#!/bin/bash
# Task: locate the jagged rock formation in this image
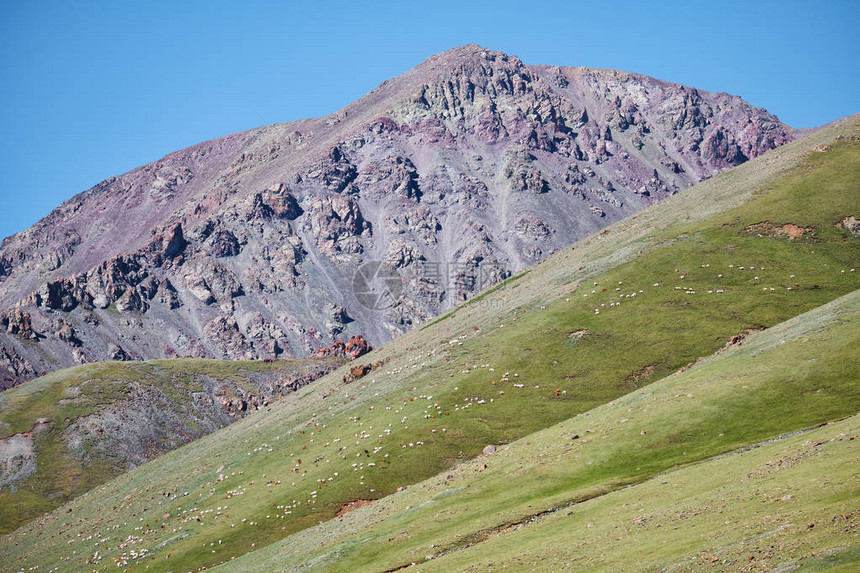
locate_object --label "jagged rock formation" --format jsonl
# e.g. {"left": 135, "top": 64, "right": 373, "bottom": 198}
{"left": 0, "top": 45, "right": 795, "bottom": 387}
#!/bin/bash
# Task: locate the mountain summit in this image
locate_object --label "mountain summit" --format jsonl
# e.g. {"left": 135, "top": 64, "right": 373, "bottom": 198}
{"left": 0, "top": 46, "right": 794, "bottom": 387}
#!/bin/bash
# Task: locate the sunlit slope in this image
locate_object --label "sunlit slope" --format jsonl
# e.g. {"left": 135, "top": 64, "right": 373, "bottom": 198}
{"left": 0, "top": 356, "right": 343, "bottom": 534}
{"left": 1, "top": 117, "right": 857, "bottom": 572}
{"left": 228, "top": 289, "right": 859, "bottom": 572}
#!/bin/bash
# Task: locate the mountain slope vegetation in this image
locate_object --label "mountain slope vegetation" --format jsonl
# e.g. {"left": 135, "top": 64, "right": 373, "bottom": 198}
{"left": 0, "top": 355, "right": 343, "bottom": 534}
{"left": 222, "top": 290, "right": 860, "bottom": 572}
{"left": 0, "top": 115, "right": 856, "bottom": 572}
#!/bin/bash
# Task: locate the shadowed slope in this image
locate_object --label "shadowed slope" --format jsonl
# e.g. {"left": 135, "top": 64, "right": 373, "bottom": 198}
{"left": 0, "top": 355, "right": 344, "bottom": 534}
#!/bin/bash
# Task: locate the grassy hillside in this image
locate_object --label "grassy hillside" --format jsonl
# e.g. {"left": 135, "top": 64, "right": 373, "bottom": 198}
{"left": 0, "top": 356, "right": 344, "bottom": 534}
{"left": 221, "top": 290, "right": 859, "bottom": 571}
{"left": 0, "top": 116, "right": 857, "bottom": 572}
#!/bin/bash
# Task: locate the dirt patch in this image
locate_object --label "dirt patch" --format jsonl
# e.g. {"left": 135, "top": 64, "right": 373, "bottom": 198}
{"left": 625, "top": 365, "right": 655, "bottom": 385}
{"left": 567, "top": 329, "right": 591, "bottom": 346}
{"left": 725, "top": 328, "right": 765, "bottom": 350}
{"left": 337, "top": 499, "right": 376, "bottom": 517}
{"left": 744, "top": 222, "right": 813, "bottom": 240}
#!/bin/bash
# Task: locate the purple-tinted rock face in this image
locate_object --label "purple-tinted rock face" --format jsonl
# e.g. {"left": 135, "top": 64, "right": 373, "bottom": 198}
{"left": 0, "top": 45, "right": 796, "bottom": 387}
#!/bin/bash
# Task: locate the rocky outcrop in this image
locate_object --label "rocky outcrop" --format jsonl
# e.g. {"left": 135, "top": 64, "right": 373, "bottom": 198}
{"left": 259, "top": 184, "right": 303, "bottom": 220}
{"left": 0, "top": 356, "right": 344, "bottom": 520}
{"left": 838, "top": 216, "right": 860, "bottom": 238}
{"left": 0, "top": 347, "right": 36, "bottom": 390}
{"left": 0, "top": 308, "right": 36, "bottom": 339}
{"left": 303, "top": 194, "right": 370, "bottom": 256}
{"left": 0, "top": 433, "right": 36, "bottom": 491}
{"left": 316, "top": 334, "right": 373, "bottom": 360}
{"left": 383, "top": 206, "right": 441, "bottom": 245}
{"left": 0, "top": 45, "right": 796, "bottom": 388}
{"left": 182, "top": 258, "right": 244, "bottom": 304}
{"left": 515, "top": 216, "right": 553, "bottom": 240}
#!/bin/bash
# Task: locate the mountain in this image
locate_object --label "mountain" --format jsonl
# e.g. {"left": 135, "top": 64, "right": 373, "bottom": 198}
{"left": 0, "top": 355, "right": 344, "bottom": 534}
{"left": 0, "top": 45, "right": 796, "bottom": 388}
{"left": 1, "top": 111, "right": 856, "bottom": 571}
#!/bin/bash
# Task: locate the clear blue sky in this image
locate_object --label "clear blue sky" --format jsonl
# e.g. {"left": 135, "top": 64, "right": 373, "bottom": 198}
{"left": 1, "top": 0, "right": 857, "bottom": 242}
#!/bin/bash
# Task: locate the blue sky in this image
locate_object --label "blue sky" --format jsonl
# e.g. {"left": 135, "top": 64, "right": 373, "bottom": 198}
{"left": 1, "top": 0, "right": 857, "bottom": 241}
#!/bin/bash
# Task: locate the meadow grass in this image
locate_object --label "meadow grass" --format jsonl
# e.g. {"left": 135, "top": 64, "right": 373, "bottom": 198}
{"left": 219, "top": 289, "right": 860, "bottom": 572}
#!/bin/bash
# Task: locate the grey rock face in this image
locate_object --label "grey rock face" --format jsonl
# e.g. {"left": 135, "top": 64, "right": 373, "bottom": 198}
{"left": 0, "top": 45, "right": 796, "bottom": 386}
{"left": 0, "top": 433, "right": 36, "bottom": 491}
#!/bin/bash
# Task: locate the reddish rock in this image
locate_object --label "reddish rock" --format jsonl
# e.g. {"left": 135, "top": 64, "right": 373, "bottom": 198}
{"left": 0, "top": 308, "right": 36, "bottom": 339}
{"left": 316, "top": 334, "right": 372, "bottom": 360}
{"left": 345, "top": 335, "right": 372, "bottom": 359}
{"left": 343, "top": 363, "right": 372, "bottom": 383}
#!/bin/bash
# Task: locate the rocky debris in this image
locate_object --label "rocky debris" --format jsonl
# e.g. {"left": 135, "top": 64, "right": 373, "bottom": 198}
{"left": 725, "top": 333, "right": 746, "bottom": 347}
{"left": 482, "top": 444, "right": 496, "bottom": 455}
{"left": 71, "top": 348, "right": 88, "bottom": 364}
{"left": 245, "top": 236, "right": 306, "bottom": 294}
{"left": 515, "top": 216, "right": 553, "bottom": 240}
{"left": 343, "top": 362, "right": 372, "bottom": 383}
{"left": 152, "top": 165, "right": 194, "bottom": 198}
{"left": 327, "top": 303, "right": 351, "bottom": 324}
{"left": 503, "top": 150, "right": 549, "bottom": 194}
{"left": 0, "top": 433, "right": 36, "bottom": 491}
{"left": 636, "top": 170, "right": 673, "bottom": 197}
{"left": 154, "top": 278, "right": 182, "bottom": 309}
{"left": 837, "top": 216, "right": 860, "bottom": 238}
{"left": 383, "top": 206, "right": 441, "bottom": 245}
{"left": 203, "top": 314, "right": 257, "bottom": 360}
{"left": 336, "top": 499, "right": 375, "bottom": 517}
{"left": 357, "top": 155, "right": 421, "bottom": 200}
{"left": 58, "top": 359, "right": 341, "bottom": 479}
{"left": 55, "top": 318, "right": 82, "bottom": 347}
{"left": 206, "top": 224, "right": 242, "bottom": 257}
{"left": 0, "top": 346, "right": 36, "bottom": 390}
{"left": 115, "top": 286, "right": 148, "bottom": 313}
{"left": 384, "top": 239, "right": 425, "bottom": 269}
{"left": 324, "top": 303, "right": 352, "bottom": 337}
{"left": 508, "top": 165, "right": 548, "bottom": 193}
{"left": 316, "top": 334, "right": 373, "bottom": 360}
{"left": 588, "top": 205, "right": 606, "bottom": 217}
{"left": 37, "top": 278, "right": 79, "bottom": 311}
{"left": 660, "top": 155, "right": 684, "bottom": 173}
{"left": 242, "top": 312, "right": 289, "bottom": 358}
{"left": 160, "top": 223, "right": 188, "bottom": 260}
{"left": 84, "top": 255, "right": 148, "bottom": 309}
{"left": 109, "top": 344, "right": 132, "bottom": 361}
{"left": 303, "top": 145, "right": 358, "bottom": 193}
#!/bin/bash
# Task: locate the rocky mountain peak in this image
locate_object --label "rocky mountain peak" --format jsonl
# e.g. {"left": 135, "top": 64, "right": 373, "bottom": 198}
{"left": 0, "top": 47, "right": 797, "bottom": 388}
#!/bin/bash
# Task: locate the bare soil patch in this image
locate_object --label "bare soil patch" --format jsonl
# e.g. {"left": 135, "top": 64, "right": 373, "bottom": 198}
{"left": 744, "top": 222, "right": 813, "bottom": 240}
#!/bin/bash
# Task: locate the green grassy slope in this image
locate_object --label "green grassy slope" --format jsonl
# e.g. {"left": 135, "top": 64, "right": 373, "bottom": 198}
{"left": 0, "top": 356, "right": 344, "bottom": 534}
{"left": 226, "top": 289, "right": 859, "bottom": 572}
{"left": 0, "top": 116, "right": 857, "bottom": 572}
